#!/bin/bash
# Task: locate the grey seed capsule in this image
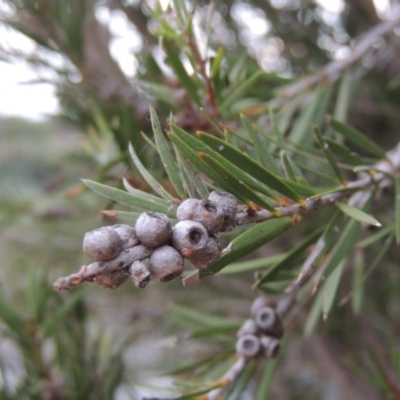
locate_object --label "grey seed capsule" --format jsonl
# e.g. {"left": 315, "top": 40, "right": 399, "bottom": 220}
{"left": 190, "top": 235, "right": 221, "bottom": 269}
{"left": 83, "top": 226, "right": 123, "bottom": 261}
{"left": 250, "top": 296, "right": 276, "bottom": 318}
{"left": 171, "top": 220, "right": 209, "bottom": 259}
{"left": 236, "top": 334, "right": 261, "bottom": 359}
{"left": 237, "top": 319, "right": 258, "bottom": 338}
{"left": 149, "top": 245, "right": 184, "bottom": 282}
{"left": 113, "top": 224, "right": 139, "bottom": 249}
{"left": 94, "top": 268, "right": 130, "bottom": 289}
{"left": 208, "top": 191, "right": 237, "bottom": 231}
{"left": 176, "top": 198, "right": 224, "bottom": 234}
{"left": 130, "top": 260, "right": 151, "bottom": 288}
{"left": 255, "top": 306, "right": 283, "bottom": 338}
{"left": 135, "top": 212, "right": 172, "bottom": 248}
{"left": 260, "top": 336, "right": 280, "bottom": 358}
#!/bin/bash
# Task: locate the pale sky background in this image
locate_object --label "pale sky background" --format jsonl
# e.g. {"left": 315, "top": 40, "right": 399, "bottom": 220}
{"left": 0, "top": 0, "right": 391, "bottom": 121}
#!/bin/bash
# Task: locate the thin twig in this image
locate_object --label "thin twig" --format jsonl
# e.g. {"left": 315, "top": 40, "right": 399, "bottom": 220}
{"left": 269, "top": 11, "right": 400, "bottom": 107}
{"left": 235, "top": 141, "right": 400, "bottom": 226}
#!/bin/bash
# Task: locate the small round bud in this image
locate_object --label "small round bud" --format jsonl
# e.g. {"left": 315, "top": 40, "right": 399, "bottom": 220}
{"left": 135, "top": 212, "right": 172, "bottom": 248}
{"left": 83, "top": 227, "right": 122, "bottom": 261}
{"left": 94, "top": 268, "right": 130, "bottom": 289}
{"left": 176, "top": 198, "right": 224, "bottom": 234}
{"left": 171, "top": 220, "right": 209, "bottom": 258}
{"left": 208, "top": 191, "right": 237, "bottom": 231}
{"left": 254, "top": 306, "right": 283, "bottom": 338}
{"left": 190, "top": 235, "right": 221, "bottom": 269}
{"left": 237, "top": 319, "right": 258, "bottom": 338}
{"left": 130, "top": 260, "right": 151, "bottom": 288}
{"left": 149, "top": 245, "right": 184, "bottom": 282}
{"left": 236, "top": 334, "right": 261, "bottom": 359}
{"left": 250, "top": 296, "right": 276, "bottom": 318}
{"left": 260, "top": 336, "right": 280, "bottom": 358}
{"left": 113, "top": 224, "right": 139, "bottom": 249}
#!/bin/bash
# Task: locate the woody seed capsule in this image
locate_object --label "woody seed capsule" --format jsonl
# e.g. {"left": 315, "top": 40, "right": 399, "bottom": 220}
{"left": 94, "top": 268, "right": 130, "bottom": 289}
{"left": 149, "top": 245, "right": 184, "bottom": 282}
{"left": 255, "top": 306, "right": 283, "bottom": 338}
{"left": 237, "top": 319, "right": 259, "bottom": 338}
{"left": 113, "top": 224, "right": 139, "bottom": 249}
{"left": 176, "top": 198, "right": 224, "bottom": 234}
{"left": 260, "top": 336, "right": 280, "bottom": 358}
{"left": 190, "top": 235, "right": 221, "bottom": 269}
{"left": 236, "top": 334, "right": 261, "bottom": 359}
{"left": 208, "top": 191, "right": 237, "bottom": 231}
{"left": 83, "top": 226, "right": 123, "bottom": 261}
{"left": 250, "top": 296, "right": 276, "bottom": 318}
{"left": 171, "top": 220, "right": 209, "bottom": 258}
{"left": 135, "top": 212, "right": 172, "bottom": 248}
{"left": 130, "top": 260, "right": 151, "bottom": 288}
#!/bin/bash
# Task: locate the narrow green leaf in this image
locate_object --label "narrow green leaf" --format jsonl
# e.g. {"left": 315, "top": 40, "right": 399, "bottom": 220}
{"left": 174, "top": 148, "right": 209, "bottom": 198}
{"left": 83, "top": 179, "right": 175, "bottom": 216}
{"left": 169, "top": 124, "right": 277, "bottom": 206}
{"left": 324, "top": 137, "right": 364, "bottom": 165}
{"left": 200, "top": 107, "right": 224, "bottom": 137}
{"left": 275, "top": 95, "right": 302, "bottom": 135}
{"left": 199, "top": 152, "right": 277, "bottom": 212}
{"left": 280, "top": 151, "right": 298, "bottom": 182}
{"left": 220, "top": 70, "right": 264, "bottom": 111}
{"left": 333, "top": 70, "right": 357, "bottom": 123}
{"left": 42, "top": 290, "right": 83, "bottom": 337}
{"left": 224, "top": 361, "right": 258, "bottom": 399}
{"left": 122, "top": 177, "right": 170, "bottom": 206}
{"left": 163, "top": 39, "right": 201, "bottom": 106}
{"left": 228, "top": 51, "right": 248, "bottom": 82}
{"left": 290, "top": 86, "right": 329, "bottom": 144}
{"left": 254, "top": 227, "right": 324, "bottom": 287}
{"left": 329, "top": 118, "right": 387, "bottom": 159}
{"left": 255, "top": 358, "right": 279, "bottom": 400}
{"left": 171, "top": 304, "right": 239, "bottom": 328}
{"left": 241, "top": 114, "right": 281, "bottom": 175}
{"left": 198, "top": 131, "right": 304, "bottom": 203}
{"left": 351, "top": 235, "right": 394, "bottom": 303}
{"left": 396, "top": 179, "right": 400, "bottom": 244}
{"left": 128, "top": 142, "right": 174, "bottom": 200}
{"left": 352, "top": 249, "right": 364, "bottom": 314}
{"left": 100, "top": 210, "right": 142, "bottom": 224}
{"left": 312, "top": 124, "right": 344, "bottom": 184}
{"left": 150, "top": 106, "right": 186, "bottom": 199}
{"left": 199, "top": 217, "right": 293, "bottom": 278}
{"left": 304, "top": 290, "right": 323, "bottom": 336}
{"left": 281, "top": 151, "right": 308, "bottom": 185}
{"left": 356, "top": 224, "right": 393, "bottom": 248}
{"left": 311, "top": 210, "right": 346, "bottom": 266}
{"left": 322, "top": 259, "right": 345, "bottom": 319}
{"left": 143, "top": 82, "right": 177, "bottom": 107}
{"left": 269, "top": 110, "right": 288, "bottom": 152}
{"left": 211, "top": 46, "right": 224, "bottom": 78}
{"left": 336, "top": 202, "right": 381, "bottom": 227}
{"left": 321, "top": 217, "right": 361, "bottom": 280}
{"left": 175, "top": 153, "right": 197, "bottom": 199}
{"left": 218, "top": 254, "right": 283, "bottom": 275}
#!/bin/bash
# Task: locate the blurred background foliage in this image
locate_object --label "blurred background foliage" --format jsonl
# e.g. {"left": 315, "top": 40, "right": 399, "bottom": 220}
{"left": 1, "top": 0, "right": 400, "bottom": 399}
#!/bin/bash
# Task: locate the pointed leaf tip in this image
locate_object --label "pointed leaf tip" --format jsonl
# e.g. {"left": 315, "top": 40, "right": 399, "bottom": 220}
{"left": 336, "top": 202, "right": 381, "bottom": 227}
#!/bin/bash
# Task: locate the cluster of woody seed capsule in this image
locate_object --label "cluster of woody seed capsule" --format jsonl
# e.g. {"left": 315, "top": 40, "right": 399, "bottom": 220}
{"left": 80, "top": 191, "right": 237, "bottom": 290}
{"left": 235, "top": 297, "right": 284, "bottom": 360}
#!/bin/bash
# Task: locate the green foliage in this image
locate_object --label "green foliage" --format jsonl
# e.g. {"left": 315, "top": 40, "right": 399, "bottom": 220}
{"left": 0, "top": 274, "right": 126, "bottom": 400}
